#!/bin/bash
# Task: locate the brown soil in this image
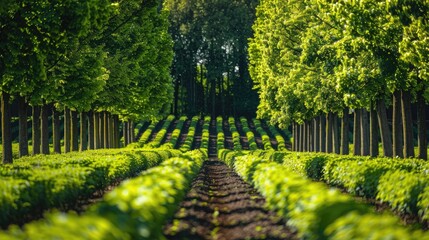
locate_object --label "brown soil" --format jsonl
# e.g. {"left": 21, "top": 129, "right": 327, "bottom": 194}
{"left": 162, "top": 119, "right": 179, "bottom": 144}
{"left": 163, "top": 158, "right": 297, "bottom": 240}
{"left": 148, "top": 119, "right": 166, "bottom": 142}
{"left": 177, "top": 119, "right": 192, "bottom": 148}
{"left": 222, "top": 120, "right": 234, "bottom": 150}
{"left": 192, "top": 119, "right": 204, "bottom": 150}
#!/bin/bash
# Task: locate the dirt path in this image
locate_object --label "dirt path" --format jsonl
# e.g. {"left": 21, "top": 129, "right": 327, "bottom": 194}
{"left": 222, "top": 119, "right": 234, "bottom": 150}
{"left": 163, "top": 158, "right": 296, "bottom": 240}
{"left": 163, "top": 118, "right": 296, "bottom": 240}
{"left": 234, "top": 118, "right": 250, "bottom": 150}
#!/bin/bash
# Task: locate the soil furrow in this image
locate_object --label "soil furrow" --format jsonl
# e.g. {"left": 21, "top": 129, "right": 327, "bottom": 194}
{"left": 163, "top": 159, "right": 297, "bottom": 240}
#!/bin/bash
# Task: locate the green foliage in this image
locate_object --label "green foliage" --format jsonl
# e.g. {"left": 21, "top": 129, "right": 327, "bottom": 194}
{"left": 220, "top": 152, "right": 426, "bottom": 239}
{"left": 253, "top": 119, "right": 273, "bottom": 150}
{"left": 163, "top": 116, "right": 187, "bottom": 149}
{"left": 216, "top": 116, "right": 225, "bottom": 150}
{"left": 200, "top": 116, "right": 211, "bottom": 149}
{"left": 179, "top": 116, "right": 199, "bottom": 152}
{"left": 228, "top": 117, "right": 242, "bottom": 150}
{"left": 240, "top": 117, "right": 257, "bottom": 150}
{"left": 0, "top": 148, "right": 180, "bottom": 227}
{"left": 146, "top": 115, "right": 175, "bottom": 148}
{"left": 1, "top": 150, "right": 206, "bottom": 239}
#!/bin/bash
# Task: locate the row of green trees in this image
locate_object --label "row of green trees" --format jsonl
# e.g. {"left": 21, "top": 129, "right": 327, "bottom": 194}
{"left": 249, "top": 0, "right": 429, "bottom": 159}
{"left": 0, "top": 0, "right": 173, "bottom": 163}
{"left": 163, "top": 0, "right": 259, "bottom": 117}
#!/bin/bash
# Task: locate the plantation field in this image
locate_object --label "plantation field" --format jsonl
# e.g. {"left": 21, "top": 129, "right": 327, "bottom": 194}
{"left": 0, "top": 116, "right": 428, "bottom": 239}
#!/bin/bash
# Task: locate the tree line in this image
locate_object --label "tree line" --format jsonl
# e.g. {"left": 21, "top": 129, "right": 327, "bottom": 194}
{"left": 163, "top": 0, "right": 260, "bottom": 117}
{"left": 249, "top": 0, "right": 429, "bottom": 159}
{"left": 0, "top": 0, "right": 173, "bottom": 163}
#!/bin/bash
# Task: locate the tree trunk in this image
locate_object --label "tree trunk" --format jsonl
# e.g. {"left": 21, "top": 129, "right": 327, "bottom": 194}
{"left": 308, "top": 121, "right": 313, "bottom": 152}
{"left": 299, "top": 124, "right": 304, "bottom": 152}
{"left": 123, "top": 121, "right": 129, "bottom": 146}
{"left": 129, "top": 120, "right": 134, "bottom": 144}
{"left": 94, "top": 112, "right": 100, "bottom": 149}
{"left": 292, "top": 123, "right": 296, "bottom": 151}
{"left": 320, "top": 115, "right": 326, "bottom": 152}
{"left": 370, "top": 107, "right": 379, "bottom": 157}
{"left": 41, "top": 104, "right": 50, "bottom": 154}
{"left": 113, "top": 115, "right": 119, "bottom": 148}
{"left": 104, "top": 112, "right": 109, "bottom": 148}
{"left": 341, "top": 109, "right": 349, "bottom": 155}
{"left": 71, "top": 110, "right": 79, "bottom": 151}
{"left": 417, "top": 92, "right": 427, "bottom": 160}
{"left": 326, "top": 113, "right": 333, "bottom": 153}
{"left": 314, "top": 117, "right": 320, "bottom": 152}
{"left": 401, "top": 90, "right": 414, "bottom": 158}
{"left": 64, "top": 107, "right": 71, "bottom": 153}
{"left": 393, "top": 91, "right": 403, "bottom": 158}
{"left": 303, "top": 122, "right": 308, "bottom": 151}
{"left": 377, "top": 99, "right": 393, "bottom": 157}
{"left": 2, "top": 92, "right": 12, "bottom": 163}
{"left": 333, "top": 114, "right": 340, "bottom": 154}
{"left": 100, "top": 111, "right": 105, "bottom": 148}
{"left": 53, "top": 109, "right": 61, "bottom": 154}
{"left": 80, "top": 112, "right": 88, "bottom": 151}
{"left": 18, "top": 96, "right": 29, "bottom": 157}
{"left": 32, "top": 106, "right": 41, "bottom": 155}
{"left": 353, "top": 109, "right": 361, "bottom": 155}
{"left": 88, "top": 111, "right": 94, "bottom": 150}
{"left": 361, "top": 109, "right": 370, "bottom": 156}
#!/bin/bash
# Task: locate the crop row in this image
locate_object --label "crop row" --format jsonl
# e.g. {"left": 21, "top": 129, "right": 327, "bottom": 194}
{"left": 163, "top": 116, "right": 187, "bottom": 149}
{"left": 216, "top": 116, "right": 224, "bottom": 150}
{"left": 228, "top": 117, "right": 241, "bottom": 150}
{"left": 179, "top": 116, "right": 199, "bottom": 152}
{"left": 239, "top": 117, "right": 257, "bottom": 150}
{"left": 200, "top": 116, "right": 210, "bottom": 149}
{"left": 0, "top": 148, "right": 180, "bottom": 227}
{"left": 146, "top": 115, "right": 175, "bottom": 148}
{"left": 262, "top": 150, "right": 429, "bottom": 223}
{"left": 266, "top": 124, "right": 287, "bottom": 151}
{"left": 1, "top": 150, "right": 207, "bottom": 239}
{"left": 219, "top": 150, "right": 427, "bottom": 239}
{"left": 253, "top": 119, "right": 273, "bottom": 150}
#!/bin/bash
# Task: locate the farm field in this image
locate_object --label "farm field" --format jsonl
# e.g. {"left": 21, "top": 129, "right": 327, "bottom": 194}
{"left": 0, "top": 116, "right": 428, "bottom": 239}
{"left": 2, "top": 1, "right": 429, "bottom": 239}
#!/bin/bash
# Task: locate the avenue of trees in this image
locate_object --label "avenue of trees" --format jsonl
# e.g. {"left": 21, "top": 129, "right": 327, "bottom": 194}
{"left": 163, "top": 0, "right": 259, "bottom": 117}
{"left": 0, "top": 0, "right": 173, "bottom": 163}
{"left": 249, "top": 0, "right": 429, "bottom": 159}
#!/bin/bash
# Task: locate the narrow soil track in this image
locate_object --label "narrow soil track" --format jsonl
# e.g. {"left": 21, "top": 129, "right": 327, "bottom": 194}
{"left": 192, "top": 119, "right": 204, "bottom": 150}
{"left": 222, "top": 119, "right": 234, "bottom": 150}
{"left": 163, "top": 159, "right": 297, "bottom": 240}
{"left": 163, "top": 119, "right": 297, "bottom": 240}
{"left": 177, "top": 119, "right": 192, "bottom": 148}
{"left": 162, "top": 119, "right": 179, "bottom": 144}
{"left": 234, "top": 118, "right": 250, "bottom": 150}
{"left": 134, "top": 122, "right": 150, "bottom": 141}
{"left": 148, "top": 120, "right": 165, "bottom": 142}
{"left": 247, "top": 119, "right": 264, "bottom": 149}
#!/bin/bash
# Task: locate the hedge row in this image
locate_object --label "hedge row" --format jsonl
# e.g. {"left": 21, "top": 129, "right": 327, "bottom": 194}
{"left": 200, "top": 116, "right": 210, "bottom": 149}
{"left": 253, "top": 119, "right": 273, "bottom": 150}
{"left": 0, "top": 148, "right": 181, "bottom": 227}
{"left": 163, "top": 116, "right": 187, "bottom": 149}
{"left": 1, "top": 150, "right": 207, "bottom": 240}
{"left": 146, "top": 115, "right": 175, "bottom": 148}
{"left": 219, "top": 151, "right": 427, "bottom": 239}
{"left": 239, "top": 117, "right": 257, "bottom": 150}
{"left": 235, "top": 149, "right": 429, "bottom": 224}
{"left": 228, "top": 117, "right": 242, "bottom": 150}
{"left": 179, "top": 116, "right": 199, "bottom": 152}
{"left": 216, "top": 116, "right": 224, "bottom": 150}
